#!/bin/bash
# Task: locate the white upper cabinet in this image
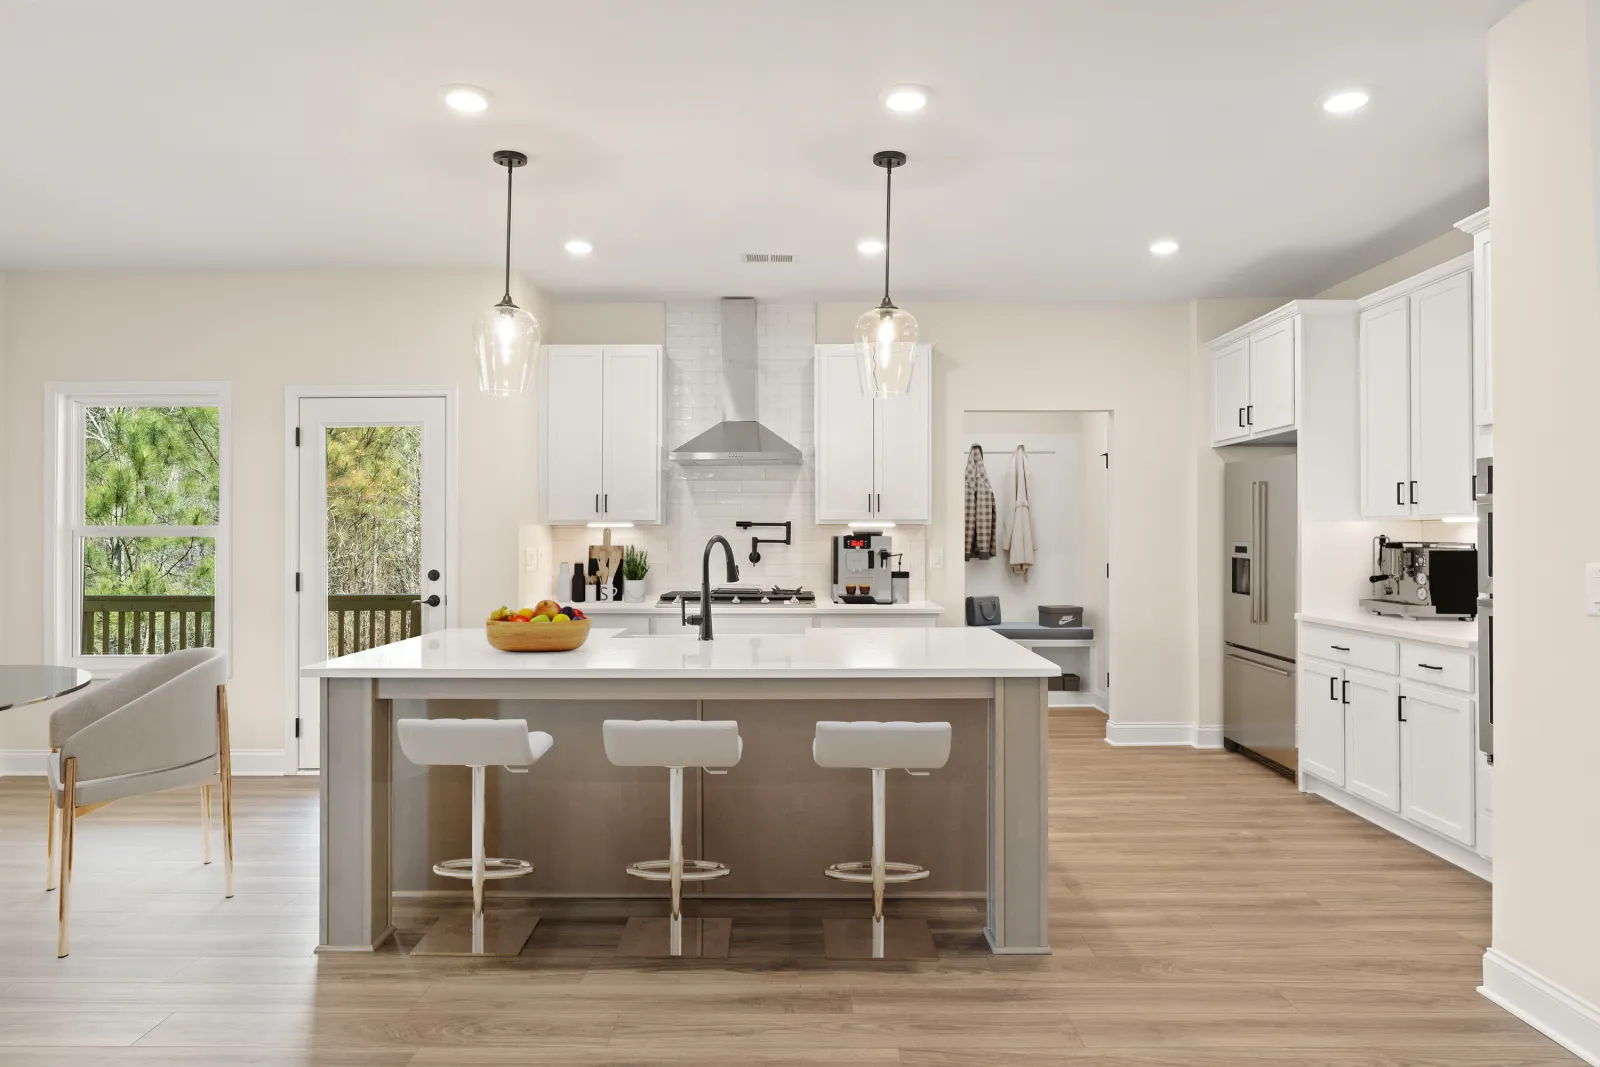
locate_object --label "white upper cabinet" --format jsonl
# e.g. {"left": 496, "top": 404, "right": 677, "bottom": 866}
{"left": 1456, "top": 209, "right": 1493, "bottom": 432}
{"left": 540, "top": 345, "right": 662, "bottom": 524}
{"left": 1357, "top": 256, "right": 1475, "bottom": 519}
{"left": 1248, "top": 319, "right": 1296, "bottom": 435}
{"left": 1208, "top": 302, "right": 1356, "bottom": 448}
{"left": 815, "top": 344, "right": 932, "bottom": 524}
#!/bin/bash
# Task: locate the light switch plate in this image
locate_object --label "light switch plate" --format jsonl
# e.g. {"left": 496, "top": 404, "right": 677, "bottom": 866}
{"left": 525, "top": 547, "right": 539, "bottom": 572}
{"left": 930, "top": 548, "right": 944, "bottom": 569}
{"left": 1588, "top": 564, "right": 1600, "bottom": 616}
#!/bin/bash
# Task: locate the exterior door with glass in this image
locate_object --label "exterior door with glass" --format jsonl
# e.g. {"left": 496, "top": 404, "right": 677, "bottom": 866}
{"left": 295, "top": 395, "right": 449, "bottom": 770}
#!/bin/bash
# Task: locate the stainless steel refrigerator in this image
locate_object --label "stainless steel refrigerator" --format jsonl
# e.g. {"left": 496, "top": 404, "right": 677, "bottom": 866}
{"left": 1223, "top": 454, "right": 1298, "bottom": 776}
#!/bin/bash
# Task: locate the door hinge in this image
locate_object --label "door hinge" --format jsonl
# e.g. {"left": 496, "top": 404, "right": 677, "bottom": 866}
{"left": 294, "top": 572, "right": 301, "bottom": 593}
{"left": 294, "top": 718, "right": 301, "bottom": 739}
{"left": 294, "top": 427, "right": 300, "bottom": 447}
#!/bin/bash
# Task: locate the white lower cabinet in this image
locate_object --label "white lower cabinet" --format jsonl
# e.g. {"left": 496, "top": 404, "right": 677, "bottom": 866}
{"left": 1400, "top": 683, "right": 1476, "bottom": 846}
{"left": 1344, "top": 668, "right": 1401, "bottom": 812}
{"left": 1297, "top": 621, "right": 1480, "bottom": 872}
{"left": 1298, "top": 658, "right": 1345, "bottom": 787}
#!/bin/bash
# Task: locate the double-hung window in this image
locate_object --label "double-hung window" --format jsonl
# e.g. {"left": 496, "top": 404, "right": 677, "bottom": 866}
{"left": 46, "top": 382, "right": 231, "bottom": 673}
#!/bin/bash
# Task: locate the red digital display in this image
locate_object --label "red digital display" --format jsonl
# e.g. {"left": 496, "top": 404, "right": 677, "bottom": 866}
{"left": 844, "top": 537, "right": 871, "bottom": 549}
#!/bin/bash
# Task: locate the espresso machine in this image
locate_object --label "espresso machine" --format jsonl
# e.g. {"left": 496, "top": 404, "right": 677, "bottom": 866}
{"left": 831, "top": 531, "right": 894, "bottom": 604}
{"left": 1360, "top": 536, "right": 1478, "bottom": 620}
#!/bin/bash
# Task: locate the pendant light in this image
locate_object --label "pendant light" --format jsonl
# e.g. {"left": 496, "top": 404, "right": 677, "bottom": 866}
{"left": 473, "top": 150, "right": 540, "bottom": 395}
{"left": 854, "top": 150, "right": 918, "bottom": 398}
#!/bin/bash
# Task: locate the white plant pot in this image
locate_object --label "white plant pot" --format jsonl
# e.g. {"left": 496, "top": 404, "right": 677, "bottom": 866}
{"left": 622, "top": 579, "right": 647, "bottom": 604}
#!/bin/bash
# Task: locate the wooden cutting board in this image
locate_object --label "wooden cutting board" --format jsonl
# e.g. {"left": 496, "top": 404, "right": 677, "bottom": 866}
{"left": 588, "top": 529, "right": 624, "bottom": 601}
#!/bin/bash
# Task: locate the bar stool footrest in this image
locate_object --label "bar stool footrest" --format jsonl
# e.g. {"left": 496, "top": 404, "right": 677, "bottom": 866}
{"left": 824, "top": 860, "right": 930, "bottom": 884}
{"left": 624, "top": 859, "right": 730, "bottom": 883}
{"left": 432, "top": 857, "right": 533, "bottom": 881}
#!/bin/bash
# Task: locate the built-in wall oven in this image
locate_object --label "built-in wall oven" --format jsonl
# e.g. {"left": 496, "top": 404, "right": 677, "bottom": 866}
{"left": 1476, "top": 457, "right": 1493, "bottom": 760}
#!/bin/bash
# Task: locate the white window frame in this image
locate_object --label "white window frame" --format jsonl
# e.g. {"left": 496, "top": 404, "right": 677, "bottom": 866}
{"left": 44, "top": 381, "right": 232, "bottom": 677}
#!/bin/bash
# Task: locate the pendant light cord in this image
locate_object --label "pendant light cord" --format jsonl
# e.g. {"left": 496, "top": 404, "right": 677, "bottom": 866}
{"left": 882, "top": 163, "right": 893, "bottom": 305}
{"left": 500, "top": 160, "right": 514, "bottom": 305}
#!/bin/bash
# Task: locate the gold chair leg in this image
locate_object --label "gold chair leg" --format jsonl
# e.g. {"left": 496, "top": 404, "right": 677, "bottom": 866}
{"left": 218, "top": 685, "right": 234, "bottom": 899}
{"left": 201, "top": 785, "right": 213, "bottom": 865}
{"left": 46, "top": 776, "right": 58, "bottom": 892}
{"left": 57, "top": 757, "right": 76, "bottom": 958}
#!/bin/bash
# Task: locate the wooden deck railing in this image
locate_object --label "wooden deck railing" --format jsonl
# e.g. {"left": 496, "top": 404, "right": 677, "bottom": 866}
{"left": 81, "top": 595, "right": 215, "bottom": 655}
{"left": 327, "top": 594, "right": 421, "bottom": 657}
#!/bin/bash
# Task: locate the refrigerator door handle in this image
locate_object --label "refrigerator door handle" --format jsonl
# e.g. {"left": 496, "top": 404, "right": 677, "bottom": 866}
{"left": 1225, "top": 653, "right": 1292, "bottom": 678}
{"left": 1253, "top": 481, "right": 1268, "bottom": 626}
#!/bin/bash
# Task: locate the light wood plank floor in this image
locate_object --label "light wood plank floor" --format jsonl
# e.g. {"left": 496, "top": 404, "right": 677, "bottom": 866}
{"left": 0, "top": 710, "right": 1576, "bottom": 1066}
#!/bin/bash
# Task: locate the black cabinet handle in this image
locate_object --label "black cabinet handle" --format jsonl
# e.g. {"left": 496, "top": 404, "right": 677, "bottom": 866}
{"left": 1398, "top": 695, "right": 1407, "bottom": 722}
{"left": 1396, "top": 482, "right": 1404, "bottom": 506}
{"left": 1331, "top": 645, "right": 1350, "bottom": 652}
{"left": 604, "top": 493, "right": 608, "bottom": 513}
{"left": 1417, "top": 663, "right": 1443, "bottom": 671}
{"left": 877, "top": 493, "right": 882, "bottom": 512}
{"left": 1341, "top": 680, "right": 1349, "bottom": 705}
{"left": 1246, "top": 404, "right": 1253, "bottom": 426}
{"left": 1239, "top": 408, "right": 1245, "bottom": 428}
{"left": 1329, "top": 676, "right": 1337, "bottom": 701}
{"left": 1410, "top": 480, "right": 1417, "bottom": 505}
{"left": 595, "top": 493, "right": 600, "bottom": 514}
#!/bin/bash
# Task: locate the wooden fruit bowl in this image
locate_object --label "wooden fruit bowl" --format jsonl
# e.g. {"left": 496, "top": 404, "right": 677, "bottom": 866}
{"left": 485, "top": 618, "right": 592, "bottom": 652}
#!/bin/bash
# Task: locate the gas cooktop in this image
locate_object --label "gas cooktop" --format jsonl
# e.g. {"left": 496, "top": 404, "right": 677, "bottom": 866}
{"left": 657, "top": 586, "right": 815, "bottom": 606}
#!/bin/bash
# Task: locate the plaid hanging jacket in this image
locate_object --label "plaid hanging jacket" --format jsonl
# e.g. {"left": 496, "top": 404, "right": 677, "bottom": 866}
{"left": 964, "top": 446, "right": 997, "bottom": 561}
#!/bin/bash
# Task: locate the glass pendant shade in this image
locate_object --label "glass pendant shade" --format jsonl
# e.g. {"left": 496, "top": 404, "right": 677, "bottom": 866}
{"left": 473, "top": 300, "right": 540, "bottom": 396}
{"left": 854, "top": 301, "right": 919, "bottom": 398}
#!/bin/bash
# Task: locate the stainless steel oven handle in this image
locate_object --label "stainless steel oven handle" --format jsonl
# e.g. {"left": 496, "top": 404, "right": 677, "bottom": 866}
{"left": 1224, "top": 653, "right": 1291, "bottom": 678}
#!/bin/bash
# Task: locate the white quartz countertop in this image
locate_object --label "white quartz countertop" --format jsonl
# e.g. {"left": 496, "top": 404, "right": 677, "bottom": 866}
{"left": 302, "top": 625, "right": 1057, "bottom": 680}
{"left": 573, "top": 600, "right": 944, "bottom": 616}
{"left": 1296, "top": 612, "right": 1479, "bottom": 649}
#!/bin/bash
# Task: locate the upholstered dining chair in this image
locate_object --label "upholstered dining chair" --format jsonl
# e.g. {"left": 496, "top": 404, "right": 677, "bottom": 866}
{"left": 45, "top": 647, "right": 234, "bottom": 957}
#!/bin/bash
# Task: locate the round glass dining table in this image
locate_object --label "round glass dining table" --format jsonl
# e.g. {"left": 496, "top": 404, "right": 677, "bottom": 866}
{"left": 0, "top": 665, "right": 92, "bottom": 711}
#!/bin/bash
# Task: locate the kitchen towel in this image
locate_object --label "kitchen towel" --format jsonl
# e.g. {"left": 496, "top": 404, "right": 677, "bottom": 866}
{"left": 964, "top": 445, "right": 997, "bottom": 561}
{"left": 1001, "top": 445, "right": 1036, "bottom": 581}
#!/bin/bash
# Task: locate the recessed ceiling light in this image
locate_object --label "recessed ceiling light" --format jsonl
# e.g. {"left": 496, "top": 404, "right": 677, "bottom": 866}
{"left": 883, "top": 86, "right": 928, "bottom": 113}
{"left": 564, "top": 238, "right": 593, "bottom": 256}
{"left": 1323, "top": 89, "right": 1370, "bottom": 115}
{"left": 1149, "top": 239, "right": 1180, "bottom": 257}
{"left": 857, "top": 238, "right": 885, "bottom": 255}
{"left": 442, "top": 85, "right": 489, "bottom": 113}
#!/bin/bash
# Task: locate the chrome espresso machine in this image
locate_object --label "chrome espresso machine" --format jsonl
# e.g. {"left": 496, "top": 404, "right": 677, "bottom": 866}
{"left": 831, "top": 531, "right": 894, "bottom": 604}
{"left": 1360, "top": 536, "right": 1478, "bottom": 620}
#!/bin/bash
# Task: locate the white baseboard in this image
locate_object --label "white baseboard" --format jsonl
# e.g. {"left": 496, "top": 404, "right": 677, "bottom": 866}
{"left": 1481, "top": 947, "right": 1600, "bottom": 1065}
{"left": 1302, "top": 773, "right": 1492, "bottom": 881}
{"left": 1104, "top": 721, "right": 1220, "bottom": 748}
{"left": 1049, "top": 689, "right": 1108, "bottom": 713}
{"left": 1, "top": 748, "right": 290, "bottom": 777}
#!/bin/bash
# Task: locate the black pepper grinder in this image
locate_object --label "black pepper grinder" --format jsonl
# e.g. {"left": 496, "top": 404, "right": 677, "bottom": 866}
{"left": 570, "top": 559, "right": 587, "bottom": 603}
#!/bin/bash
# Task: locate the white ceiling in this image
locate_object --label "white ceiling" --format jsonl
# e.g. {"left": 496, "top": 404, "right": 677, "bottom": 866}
{"left": 0, "top": 1, "right": 1516, "bottom": 301}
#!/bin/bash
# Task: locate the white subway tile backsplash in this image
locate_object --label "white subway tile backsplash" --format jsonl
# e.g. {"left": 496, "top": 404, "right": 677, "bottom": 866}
{"left": 550, "top": 301, "right": 923, "bottom": 599}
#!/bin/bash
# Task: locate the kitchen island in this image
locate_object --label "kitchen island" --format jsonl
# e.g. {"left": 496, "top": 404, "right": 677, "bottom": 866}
{"left": 303, "top": 626, "right": 1057, "bottom": 955}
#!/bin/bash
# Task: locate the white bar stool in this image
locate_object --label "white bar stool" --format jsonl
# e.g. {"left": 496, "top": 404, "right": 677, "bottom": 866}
{"left": 814, "top": 720, "right": 951, "bottom": 959}
{"left": 396, "top": 718, "right": 553, "bottom": 956}
{"left": 603, "top": 719, "right": 742, "bottom": 958}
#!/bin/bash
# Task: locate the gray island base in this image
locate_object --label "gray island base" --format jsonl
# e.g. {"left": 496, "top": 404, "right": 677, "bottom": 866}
{"left": 306, "top": 627, "right": 1056, "bottom": 955}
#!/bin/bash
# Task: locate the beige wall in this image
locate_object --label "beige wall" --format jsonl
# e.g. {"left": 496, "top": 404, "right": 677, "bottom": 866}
{"left": 1487, "top": 0, "right": 1600, "bottom": 1012}
{"left": 1315, "top": 230, "right": 1476, "bottom": 300}
{"left": 545, "top": 301, "right": 664, "bottom": 345}
{"left": 0, "top": 271, "right": 546, "bottom": 761}
{"left": 817, "top": 302, "right": 1196, "bottom": 729}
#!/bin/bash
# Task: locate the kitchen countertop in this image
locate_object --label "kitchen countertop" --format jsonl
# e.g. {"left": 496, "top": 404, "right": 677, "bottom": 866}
{"left": 574, "top": 599, "right": 944, "bottom": 616}
{"left": 302, "top": 624, "right": 1055, "bottom": 680}
{"left": 1296, "top": 611, "right": 1478, "bottom": 649}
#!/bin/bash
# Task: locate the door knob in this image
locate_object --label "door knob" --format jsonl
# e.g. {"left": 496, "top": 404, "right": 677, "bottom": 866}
{"left": 413, "top": 595, "right": 441, "bottom": 608}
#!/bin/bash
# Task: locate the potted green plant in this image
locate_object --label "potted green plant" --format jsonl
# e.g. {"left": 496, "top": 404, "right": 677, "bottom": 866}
{"left": 621, "top": 546, "right": 650, "bottom": 603}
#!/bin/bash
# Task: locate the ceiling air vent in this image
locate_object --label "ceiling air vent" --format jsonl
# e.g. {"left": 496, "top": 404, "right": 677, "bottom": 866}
{"left": 741, "top": 253, "right": 794, "bottom": 263}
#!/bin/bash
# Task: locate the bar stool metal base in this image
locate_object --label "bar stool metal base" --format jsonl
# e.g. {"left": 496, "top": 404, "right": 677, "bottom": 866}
{"left": 625, "top": 858, "right": 729, "bottom": 883}
{"left": 823, "top": 917, "right": 938, "bottom": 960}
{"left": 616, "top": 916, "right": 732, "bottom": 958}
{"left": 411, "top": 910, "right": 540, "bottom": 957}
{"left": 433, "top": 857, "right": 534, "bottom": 881}
{"left": 824, "top": 860, "right": 930, "bottom": 885}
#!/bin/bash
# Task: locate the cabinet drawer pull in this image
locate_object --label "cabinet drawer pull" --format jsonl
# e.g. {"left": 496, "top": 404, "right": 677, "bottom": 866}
{"left": 1341, "top": 680, "right": 1349, "bottom": 705}
{"left": 1417, "top": 663, "right": 1443, "bottom": 671}
{"left": 1328, "top": 676, "right": 1337, "bottom": 701}
{"left": 1410, "top": 480, "right": 1417, "bottom": 505}
{"left": 1330, "top": 645, "right": 1350, "bottom": 652}
{"left": 1246, "top": 404, "right": 1253, "bottom": 426}
{"left": 1239, "top": 408, "right": 1245, "bottom": 428}
{"left": 1396, "top": 482, "right": 1404, "bottom": 507}
{"left": 1398, "top": 694, "right": 1407, "bottom": 722}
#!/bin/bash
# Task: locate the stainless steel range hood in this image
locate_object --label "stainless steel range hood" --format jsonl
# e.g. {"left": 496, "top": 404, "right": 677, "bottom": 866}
{"left": 670, "top": 297, "right": 803, "bottom": 466}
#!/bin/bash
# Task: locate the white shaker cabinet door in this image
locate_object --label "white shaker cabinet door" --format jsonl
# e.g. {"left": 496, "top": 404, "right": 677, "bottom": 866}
{"left": 1344, "top": 668, "right": 1401, "bottom": 812}
{"left": 1298, "top": 658, "right": 1346, "bottom": 788}
{"left": 542, "top": 346, "right": 605, "bottom": 523}
{"left": 1409, "top": 271, "right": 1475, "bottom": 519}
{"left": 1400, "top": 683, "right": 1476, "bottom": 846}
{"left": 600, "top": 346, "right": 662, "bottom": 522}
{"left": 815, "top": 345, "right": 879, "bottom": 523}
{"left": 873, "top": 345, "right": 932, "bottom": 523}
{"left": 1211, "top": 338, "right": 1251, "bottom": 444}
{"left": 1247, "top": 319, "right": 1296, "bottom": 435}
{"left": 1360, "top": 298, "right": 1412, "bottom": 518}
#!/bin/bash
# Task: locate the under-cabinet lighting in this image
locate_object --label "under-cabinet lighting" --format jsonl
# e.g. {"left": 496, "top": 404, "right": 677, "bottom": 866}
{"left": 849, "top": 521, "right": 896, "bottom": 528}
{"left": 1439, "top": 516, "right": 1479, "bottom": 524}
{"left": 587, "top": 522, "right": 636, "bottom": 528}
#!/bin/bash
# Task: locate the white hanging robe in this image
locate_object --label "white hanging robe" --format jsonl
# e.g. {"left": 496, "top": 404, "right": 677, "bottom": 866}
{"left": 1001, "top": 446, "right": 1037, "bottom": 581}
